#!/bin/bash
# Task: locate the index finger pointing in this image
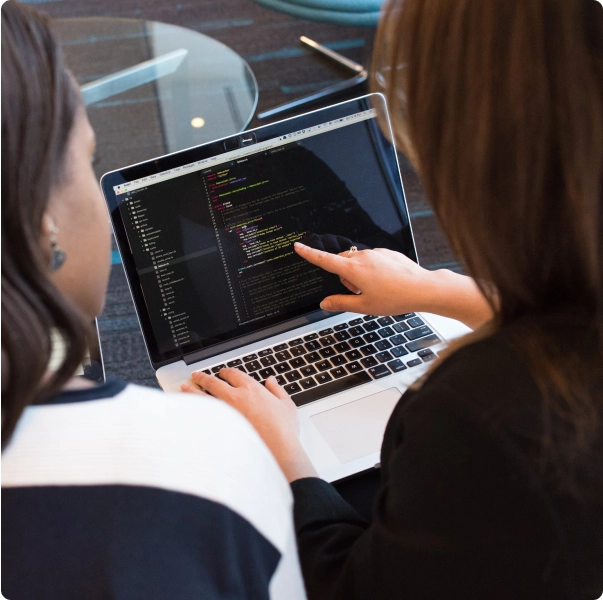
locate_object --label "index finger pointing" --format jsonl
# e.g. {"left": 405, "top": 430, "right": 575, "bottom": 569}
{"left": 294, "top": 242, "right": 352, "bottom": 277}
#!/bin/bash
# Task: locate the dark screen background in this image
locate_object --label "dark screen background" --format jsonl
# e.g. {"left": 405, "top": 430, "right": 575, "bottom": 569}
{"left": 117, "top": 117, "right": 413, "bottom": 360}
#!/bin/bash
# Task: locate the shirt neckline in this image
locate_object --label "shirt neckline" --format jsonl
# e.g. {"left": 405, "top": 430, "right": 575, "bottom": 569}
{"left": 34, "top": 377, "right": 128, "bottom": 406}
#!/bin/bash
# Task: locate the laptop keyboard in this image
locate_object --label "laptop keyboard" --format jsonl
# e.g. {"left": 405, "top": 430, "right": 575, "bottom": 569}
{"left": 199, "top": 314, "right": 442, "bottom": 407}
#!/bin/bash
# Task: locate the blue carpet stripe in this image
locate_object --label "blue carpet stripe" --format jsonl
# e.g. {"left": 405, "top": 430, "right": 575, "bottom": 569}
{"left": 246, "top": 38, "right": 365, "bottom": 62}
{"left": 409, "top": 209, "right": 434, "bottom": 218}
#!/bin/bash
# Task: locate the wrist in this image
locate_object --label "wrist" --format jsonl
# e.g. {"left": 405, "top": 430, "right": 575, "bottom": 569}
{"left": 271, "top": 436, "right": 318, "bottom": 483}
{"left": 420, "top": 269, "right": 494, "bottom": 330}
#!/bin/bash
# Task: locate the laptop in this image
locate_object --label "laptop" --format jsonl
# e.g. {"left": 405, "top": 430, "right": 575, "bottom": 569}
{"left": 101, "top": 93, "right": 469, "bottom": 482}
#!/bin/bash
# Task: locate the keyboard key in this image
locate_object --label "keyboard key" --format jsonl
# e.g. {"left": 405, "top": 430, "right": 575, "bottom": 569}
{"left": 316, "top": 360, "right": 332, "bottom": 371}
{"left": 388, "top": 359, "right": 407, "bottom": 372}
{"left": 243, "top": 354, "right": 258, "bottom": 362}
{"left": 226, "top": 359, "right": 242, "bottom": 368}
{"left": 305, "top": 340, "right": 321, "bottom": 351}
{"left": 259, "top": 367, "right": 276, "bottom": 379}
{"left": 345, "top": 349, "right": 363, "bottom": 361}
{"left": 361, "top": 356, "right": 378, "bottom": 368}
{"left": 249, "top": 372, "right": 262, "bottom": 381}
{"left": 300, "top": 365, "right": 317, "bottom": 377}
{"left": 288, "top": 338, "right": 303, "bottom": 347}
{"left": 391, "top": 346, "right": 409, "bottom": 358}
{"left": 275, "top": 375, "right": 287, "bottom": 386}
{"left": 319, "top": 328, "right": 334, "bottom": 336}
{"left": 377, "top": 316, "right": 394, "bottom": 327}
{"left": 419, "top": 349, "right": 437, "bottom": 362}
{"left": 363, "top": 315, "right": 377, "bottom": 321}
{"left": 290, "top": 345, "right": 307, "bottom": 357}
{"left": 407, "top": 358, "right": 423, "bottom": 367}
{"left": 275, "top": 362, "right": 291, "bottom": 374}
{"left": 334, "top": 330, "right": 351, "bottom": 341}
{"left": 393, "top": 322, "right": 410, "bottom": 333}
{"left": 275, "top": 350, "right": 293, "bottom": 361}
{"left": 363, "top": 332, "right": 380, "bottom": 343}
{"left": 348, "top": 318, "right": 363, "bottom": 326}
{"left": 405, "top": 326, "right": 433, "bottom": 341}
{"left": 284, "top": 382, "right": 302, "bottom": 395}
{"left": 376, "top": 351, "right": 393, "bottom": 363}
{"left": 319, "top": 347, "right": 336, "bottom": 358}
{"left": 331, "top": 366, "right": 347, "bottom": 378}
{"left": 378, "top": 326, "right": 395, "bottom": 338}
{"left": 368, "top": 364, "right": 391, "bottom": 379}
{"left": 300, "top": 377, "right": 317, "bottom": 390}
{"left": 394, "top": 313, "right": 415, "bottom": 321}
{"left": 305, "top": 351, "right": 321, "bottom": 363}
{"left": 234, "top": 365, "right": 247, "bottom": 373}
{"left": 290, "top": 357, "right": 306, "bottom": 369}
{"left": 211, "top": 364, "right": 225, "bottom": 373}
{"left": 390, "top": 334, "right": 406, "bottom": 346}
{"left": 364, "top": 321, "right": 379, "bottom": 332}
{"left": 406, "top": 334, "right": 441, "bottom": 353}
{"left": 334, "top": 341, "right": 351, "bottom": 353}
{"left": 260, "top": 356, "right": 277, "bottom": 367}
{"left": 245, "top": 360, "right": 261, "bottom": 372}
{"left": 320, "top": 335, "right": 336, "bottom": 346}
{"left": 331, "top": 354, "right": 348, "bottom": 366}
{"left": 349, "top": 326, "right": 365, "bottom": 337}
{"left": 349, "top": 337, "right": 365, "bottom": 348}
{"left": 334, "top": 323, "right": 348, "bottom": 331}
{"left": 316, "top": 372, "right": 333, "bottom": 384}
{"left": 273, "top": 343, "right": 288, "bottom": 352}
{"left": 375, "top": 339, "right": 392, "bottom": 351}
{"left": 258, "top": 348, "right": 273, "bottom": 357}
{"left": 407, "top": 317, "right": 425, "bottom": 328}
{"left": 290, "top": 372, "right": 372, "bottom": 407}
{"left": 202, "top": 369, "right": 211, "bottom": 376}
{"left": 285, "top": 370, "right": 302, "bottom": 382}
{"left": 345, "top": 361, "right": 363, "bottom": 374}
{"left": 304, "top": 333, "right": 318, "bottom": 341}
{"left": 360, "top": 344, "right": 377, "bottom": 356}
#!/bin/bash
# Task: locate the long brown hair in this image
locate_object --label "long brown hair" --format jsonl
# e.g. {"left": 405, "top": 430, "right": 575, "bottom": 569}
{"left": 1, "top": 1, "right": 88, "bottom": 449}
{"left": 373, "top": 0, "right": 603, "bottom": 477}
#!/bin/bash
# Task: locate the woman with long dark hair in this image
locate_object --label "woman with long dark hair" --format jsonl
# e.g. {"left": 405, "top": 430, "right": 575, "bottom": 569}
{"left": 0, "top": 3, "right": 305, "bottom": 598}
{"left": 184, "top": 0, "right": 603, "bottom": 597}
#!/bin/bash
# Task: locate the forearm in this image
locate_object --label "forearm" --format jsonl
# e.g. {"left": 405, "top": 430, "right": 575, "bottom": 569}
{"left": 416, "top": 269, "right": 494, "bottom": 330}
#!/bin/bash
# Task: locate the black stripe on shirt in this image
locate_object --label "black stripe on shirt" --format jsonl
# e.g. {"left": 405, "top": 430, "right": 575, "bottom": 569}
{"left": 2, "top": 484, "right": 281, "bottom": 600}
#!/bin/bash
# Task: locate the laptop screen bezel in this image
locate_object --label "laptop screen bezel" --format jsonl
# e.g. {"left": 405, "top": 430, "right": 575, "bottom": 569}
{"left": 101, "top": 94, "right": 418, "bottom": 370}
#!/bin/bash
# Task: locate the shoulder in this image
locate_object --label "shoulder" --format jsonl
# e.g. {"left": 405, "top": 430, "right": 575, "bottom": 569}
{"left": 2, "top": 379, "right": 292, "bottom": 553}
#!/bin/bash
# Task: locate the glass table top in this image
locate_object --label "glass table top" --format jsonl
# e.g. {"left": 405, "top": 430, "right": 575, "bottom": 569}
{"left": 56, "top": 18, "right": 258, "bottom": 177}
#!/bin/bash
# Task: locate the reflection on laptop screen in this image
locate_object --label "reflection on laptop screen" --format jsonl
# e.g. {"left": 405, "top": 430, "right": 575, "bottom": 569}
{"left": 112, "top": 107, "right": 413, "bottom": 357}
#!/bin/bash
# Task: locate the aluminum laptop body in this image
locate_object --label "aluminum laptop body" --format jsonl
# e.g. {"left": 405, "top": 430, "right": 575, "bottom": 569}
{"left": 101, "top": 94, "right": 470, "bottom": 482}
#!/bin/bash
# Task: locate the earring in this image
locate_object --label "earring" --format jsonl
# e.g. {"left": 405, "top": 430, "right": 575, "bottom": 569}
{"left": 49, "top": 225, "right": 67, "bottom": 272}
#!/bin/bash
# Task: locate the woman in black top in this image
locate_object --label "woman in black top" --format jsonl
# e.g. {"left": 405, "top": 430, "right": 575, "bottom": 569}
{"left": 184, "top": 0, "right": 603, "bottom": 597}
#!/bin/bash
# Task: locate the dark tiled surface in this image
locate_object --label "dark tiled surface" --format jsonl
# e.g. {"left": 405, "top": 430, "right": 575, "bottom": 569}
{"left": 30, "top": 0, "right": 459, "bottom": 386}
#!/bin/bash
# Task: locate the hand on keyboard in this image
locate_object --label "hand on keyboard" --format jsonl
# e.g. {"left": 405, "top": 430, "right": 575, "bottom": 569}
{"left": 182, "top": 368, "right": 318, "bottom": 482}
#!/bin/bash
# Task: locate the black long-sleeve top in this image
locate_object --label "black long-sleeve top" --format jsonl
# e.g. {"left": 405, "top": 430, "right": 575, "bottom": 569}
{"left": 291, "top": 327, "right": 603, "bottom": 600}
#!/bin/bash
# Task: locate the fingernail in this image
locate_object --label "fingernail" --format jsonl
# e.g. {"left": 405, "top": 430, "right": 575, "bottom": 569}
{"left": 320, "top": 299, "right": 332, "bottom": 310}
{"left": 294, "top": 242, "right": 305, "bottom": 248}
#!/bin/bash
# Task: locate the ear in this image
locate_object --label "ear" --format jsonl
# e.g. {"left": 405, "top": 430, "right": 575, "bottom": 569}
{"left": 40, "top": 213, "right": 55, "bottom": 238}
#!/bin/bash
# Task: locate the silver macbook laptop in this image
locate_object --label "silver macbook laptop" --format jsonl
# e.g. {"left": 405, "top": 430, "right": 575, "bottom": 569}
{"left": 101, "top": 94, "right": 469, "bottom": 482}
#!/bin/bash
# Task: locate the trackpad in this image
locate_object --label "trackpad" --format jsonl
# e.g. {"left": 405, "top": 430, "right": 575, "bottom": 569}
{"left": 310, "top": 388, "right": 401, "bottom": 463}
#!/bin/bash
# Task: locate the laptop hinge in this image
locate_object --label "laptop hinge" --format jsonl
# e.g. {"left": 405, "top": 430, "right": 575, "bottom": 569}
{"left": 183, "top": 310, "right": 337, "bottom": 366}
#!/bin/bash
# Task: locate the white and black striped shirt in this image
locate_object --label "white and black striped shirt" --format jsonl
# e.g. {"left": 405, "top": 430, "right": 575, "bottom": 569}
{"left": 2, "top": 379, "right": 306, "bottom": 600}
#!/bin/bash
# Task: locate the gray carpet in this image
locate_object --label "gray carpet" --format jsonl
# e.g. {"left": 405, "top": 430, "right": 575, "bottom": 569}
{"left": 29, "top": 0, "right": 459, "bottom": 387}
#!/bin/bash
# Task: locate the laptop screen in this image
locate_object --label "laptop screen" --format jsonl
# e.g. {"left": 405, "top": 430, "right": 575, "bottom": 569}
{"left": 103, "top": 95, "right": 417, "bottom": 367}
